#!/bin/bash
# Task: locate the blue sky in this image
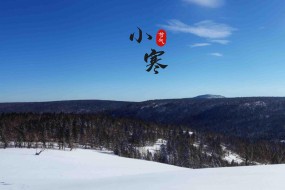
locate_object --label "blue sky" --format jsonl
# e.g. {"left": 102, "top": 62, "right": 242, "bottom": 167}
{"left": 1, "top": 0, "right": 285, "bottom": 102}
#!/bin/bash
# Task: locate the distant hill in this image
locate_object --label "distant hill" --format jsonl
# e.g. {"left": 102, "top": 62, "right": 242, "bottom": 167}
{"left": 194, "top": 94, "right": 226, "bottom": 99}
{"left": 0, "top": 100, "right": 130, "bottom": 113}
{"left": 1, "top": 97, "right": 285, "bottom": 140}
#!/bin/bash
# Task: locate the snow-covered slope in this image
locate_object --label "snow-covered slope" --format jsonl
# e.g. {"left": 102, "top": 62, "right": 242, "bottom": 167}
{"left": 1, "top": 148, "right": 284, "bottom": 190}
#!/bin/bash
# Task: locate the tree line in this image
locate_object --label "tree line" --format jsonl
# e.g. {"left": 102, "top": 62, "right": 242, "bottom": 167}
{"left": 0, "top": 113, "right": 284, "bottom": 168}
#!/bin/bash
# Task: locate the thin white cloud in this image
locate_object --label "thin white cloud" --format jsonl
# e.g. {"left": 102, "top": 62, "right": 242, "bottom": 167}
{"left": 161, "top": 20, "right": 235, "bottom": 39}
{"left": 190, "top": 43, "right": 211, "bottom": 47}
{"left": 210, "top": 52, "right": 223, "bottom": 57}
{"left": 183, "top": 0, "right": 224, "bottom": 8}
{"left": 210, "top": 39, "right": 229, "bottom": 45}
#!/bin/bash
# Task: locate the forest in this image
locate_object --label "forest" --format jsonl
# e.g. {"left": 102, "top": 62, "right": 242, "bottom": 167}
{"left": 1, "top": 113, "right": 285, "bottom": 169}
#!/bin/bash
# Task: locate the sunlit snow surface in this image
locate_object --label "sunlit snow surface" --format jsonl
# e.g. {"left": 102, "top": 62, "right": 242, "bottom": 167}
{"left": 0, "top": 148, "right": 284, "bottom": 190}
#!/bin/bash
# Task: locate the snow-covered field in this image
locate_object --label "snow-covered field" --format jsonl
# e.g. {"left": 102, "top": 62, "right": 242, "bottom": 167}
{"left": 0, "top": 148, "right": 284, "bottom": 190}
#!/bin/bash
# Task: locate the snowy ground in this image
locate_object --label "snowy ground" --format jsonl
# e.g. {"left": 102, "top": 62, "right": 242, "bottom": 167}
{"left": 137, "top": 139, "right": 167, "bottom": 155}
{"left": 1, "top": 148, "right": 284, "bottom": 190}
{"left": 221, "top": 145, "right": 244, "bottom": 164}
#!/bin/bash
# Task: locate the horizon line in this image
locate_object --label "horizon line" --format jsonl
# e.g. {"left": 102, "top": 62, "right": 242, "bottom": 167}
{"left": 1, "top": 95, "right": 285, "bottom": 104}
